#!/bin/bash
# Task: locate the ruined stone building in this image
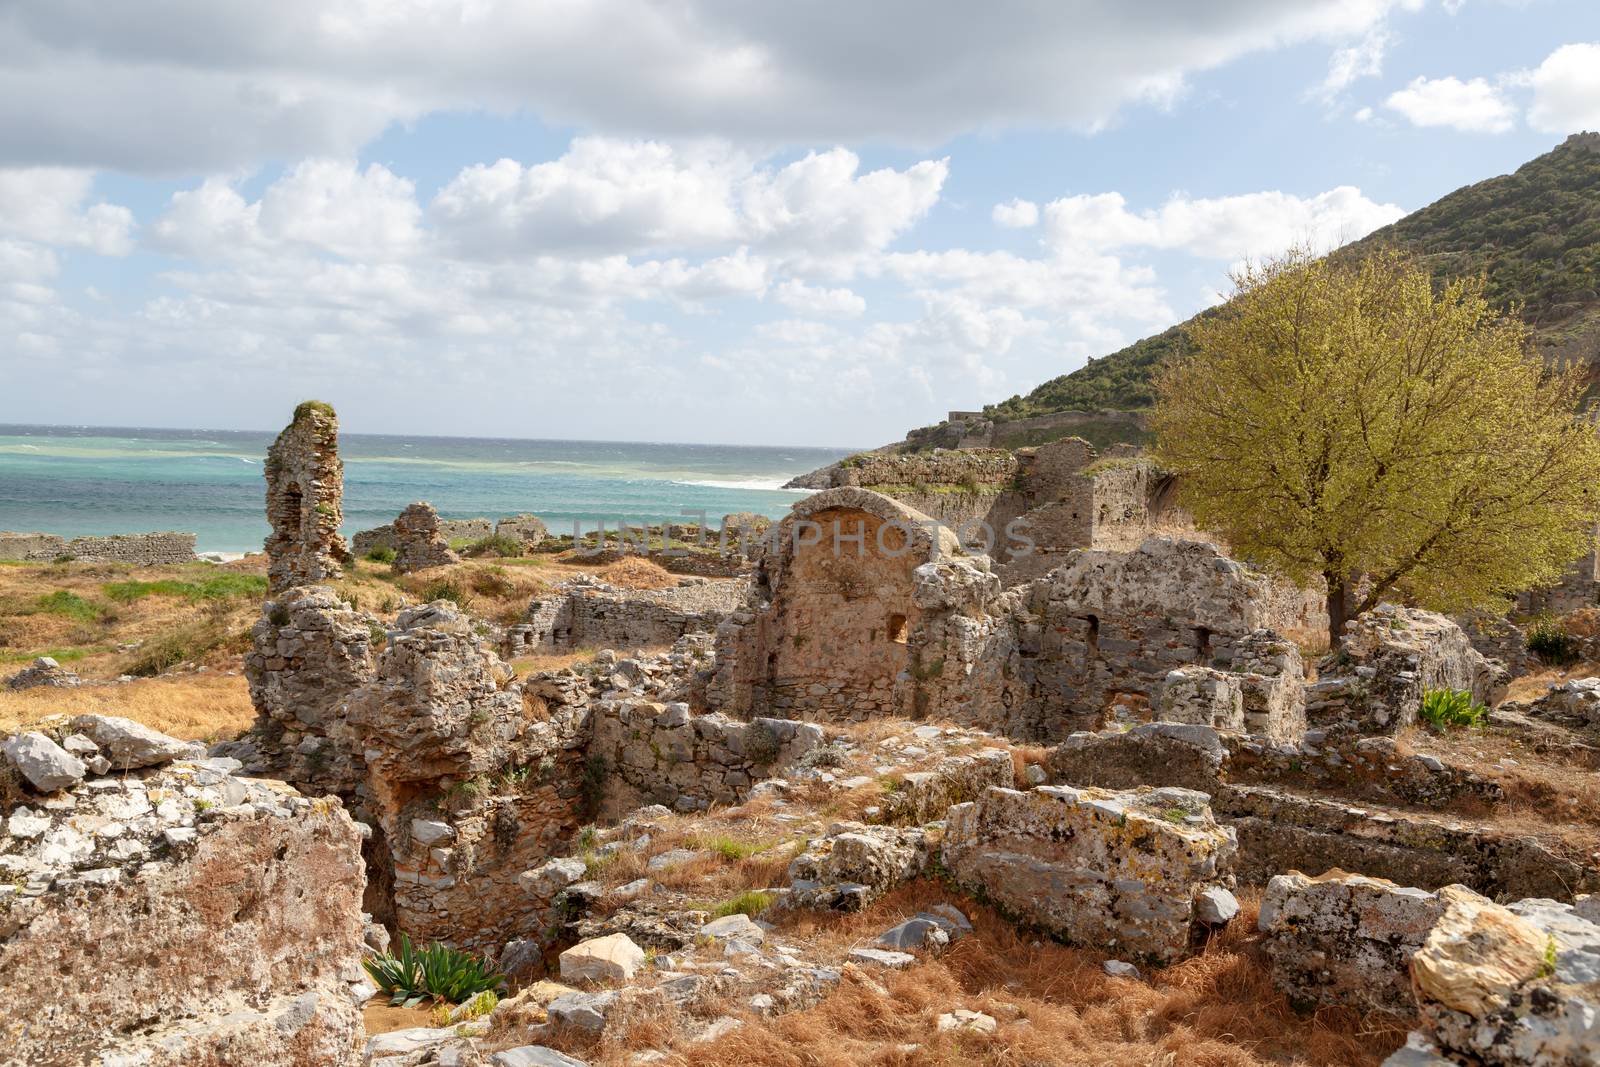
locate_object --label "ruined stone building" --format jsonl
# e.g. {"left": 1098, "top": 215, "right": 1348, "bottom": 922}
{"left": 711, "top": 488, "right": 965, "bottom": 723}
{"left": 797, "top": 437, "right": 1191, "bottom": 585}
{"left": 263, "top": 401, "right": 349, "bottom": 594}
{"left": 711, "top": 488, "right": 1319, "bottom": 742}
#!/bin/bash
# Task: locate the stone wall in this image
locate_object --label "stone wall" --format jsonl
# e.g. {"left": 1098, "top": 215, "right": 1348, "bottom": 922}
{"left": 839, "top": 448, "right": 1019, "bottom": 490}
{"left": 0, "top": 530, "right": 197, "bottom": 565}
{"left": 264, "top": 402, "right": 348, "bottom": 594}
{"left": 587, "top": 699, "right": 823, "bottom": 815}
{"left": 711, "top": 488, "right": 966, "bottom": 722}
{"left": 1005, "top": 538, "right": 1318, "bottom": 738}
{"left": 242, "top": 585, "right": 379, "bottom": 797}
{"left": 391, "top": 502, "right": 461, "bottom": 573}
{"left": 509, "top": 576, "right": 748, "bottom": 655}
{"left": 787, "top": 438, "right": 1195, "bottom": 579}
{"left": 0, "top": 753, "right": 368, "bottom": 1067}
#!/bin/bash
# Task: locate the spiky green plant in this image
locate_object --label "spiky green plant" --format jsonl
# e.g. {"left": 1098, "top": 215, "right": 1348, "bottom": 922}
{"left": 1418, "top": 688, "right": 1489, "bottom": 730}
{"left": 362, "top": 934, "right": 505, "bottom": 1007}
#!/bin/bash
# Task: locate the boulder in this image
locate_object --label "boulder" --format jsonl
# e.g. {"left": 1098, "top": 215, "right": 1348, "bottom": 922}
{"left": 68, "top": 713, "right": 196, "bottom": 769}
{"left": 941, "top": 785, "right": 1236, "bottom": 964}
{"left": 492, "top": 1049, "right": 589, "bottom": 1067}
{"left": 558, "top": 933, "right": 645, "bottom": 985}
{"left": 5, "top": 655, "right": 81, "bottom": 690}
{"left": 0, "top": 763, "right": 368, "bottom": 1066}
{"left": 2, "top": 731, "right": 86, "bottom": 792}
{"left": 1258, "top": 871, "right": 1447, "bottom": 1012}
{"left": 787, "top": 822, "right": 930, "bottom": 912}
{"left": 1407, "top": 887, "right": 1600, "bottom": 1066}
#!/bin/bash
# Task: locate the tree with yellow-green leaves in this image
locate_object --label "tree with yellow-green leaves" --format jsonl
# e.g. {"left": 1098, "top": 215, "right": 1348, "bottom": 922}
{"left": 1151, "top": 248, "right": 1600, "bottom": 648}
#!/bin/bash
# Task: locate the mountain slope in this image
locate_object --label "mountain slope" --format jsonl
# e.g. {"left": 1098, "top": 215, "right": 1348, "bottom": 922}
{"left": 978, "top": 131, "right": 1600, "bottom": 426}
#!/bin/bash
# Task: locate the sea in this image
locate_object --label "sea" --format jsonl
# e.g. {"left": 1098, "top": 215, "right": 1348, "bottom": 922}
{"left": 0, "top": 425, "right": 852, "bottom": 556}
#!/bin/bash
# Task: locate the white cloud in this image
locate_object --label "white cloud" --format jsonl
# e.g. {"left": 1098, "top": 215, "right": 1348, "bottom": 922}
{"left": 1318, "top": 29, "right": 1389, "bottom": 101}
{"left": 992, "top": 199, "right": 1040, "bottom": 228}
{"left": 1384, "top": 74, "right": 1516, "bottom": 133}
{"left": 0, "top": 168, "right": 134, "bottom": 255}
{"left": 150, "top": 161, "right": 420, "bottom": 261}
{"left": 773, "top": 279, "right": 865, "bottom": 317}
{"left": 1524, "top": 43, "right": 1600, "bottom": 134}
{"left": 429, "top": 140, "right": 943, "bottom": 263}
{"left": 1040, "top": 186, "right": 1403, "bottom": 260}
{"left": 0, "top": 0, "right": 1419, "bottom": 172}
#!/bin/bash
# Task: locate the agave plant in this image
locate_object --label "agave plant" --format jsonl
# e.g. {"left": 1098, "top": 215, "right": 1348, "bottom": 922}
{"left": 363, "top": 934, "right": 505, "bottom": 1008}
{"left": 1418, "top": 687, "right": 1488, "bottom": 730}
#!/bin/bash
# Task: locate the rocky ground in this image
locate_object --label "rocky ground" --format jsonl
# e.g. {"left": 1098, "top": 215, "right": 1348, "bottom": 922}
{"left": 4, "top": 553, "right": 1599, "bottom": 1066}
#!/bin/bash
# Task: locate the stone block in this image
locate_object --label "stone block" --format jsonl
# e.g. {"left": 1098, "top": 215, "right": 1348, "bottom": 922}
{"left": 558, "top": 933, "right": 645, "bottom": 985}
{"left": 1258, "top": 871, "right": 1446, "bottom": 1012}
{"left": 941, "top": 784, "right": 1236, "bottom": 963}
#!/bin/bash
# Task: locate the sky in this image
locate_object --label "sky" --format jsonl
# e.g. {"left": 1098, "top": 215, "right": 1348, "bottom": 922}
{"left": 0, "top": 1, "right": 1597, "bottom": 447}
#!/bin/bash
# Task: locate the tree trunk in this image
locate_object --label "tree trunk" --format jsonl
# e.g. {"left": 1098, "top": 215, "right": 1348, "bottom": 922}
{"left": 1324, "top": 573, "right": 1348, "bottom": 650}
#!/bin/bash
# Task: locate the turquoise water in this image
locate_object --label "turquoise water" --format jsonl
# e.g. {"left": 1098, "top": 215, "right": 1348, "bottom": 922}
{"left": 0, "top": 425, "right": 850, "bottom": 555}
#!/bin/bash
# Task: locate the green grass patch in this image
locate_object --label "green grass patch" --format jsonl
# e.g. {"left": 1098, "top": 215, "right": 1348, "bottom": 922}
{"left": 32, "top": 590, "right": 107, "bottom": 623}
{"left": 0, "top": 645, "right": 102, "bottom": 664}
{"left": 103, "top": 573, "right": 267, "bottom": 604}
{"left": 704, "top": 890, "right": 775, "bottom": 919}
{"left": 694, "top": 834, "right": 776, "bottom": 861}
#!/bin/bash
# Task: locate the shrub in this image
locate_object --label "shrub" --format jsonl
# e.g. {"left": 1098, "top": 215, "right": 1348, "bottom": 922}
{"left": 123, "top": 618, "right": 242, "bottom": 676}
{"left": 363, "top": 934, "right": 504, "bottom": 1008}
{"left": 1527, "top": 617, "right": 1580, "bottom": 666}
{"left": 417, "top": 577, "right": 473, "bottom": 608}
{"left": 742, "top": 720, "right": 783, "bottom": 764}
{"left": 579, "top": 753, "right": 607, "bottom": 821}
{"left": 462, "top": 534, "right": 523, "bottom": 559}
{"left": 365, "top": 546, "right": 397, "bottom": 564}
{"left": 1419, "top": 688, "right": 1489, "bottom": 730}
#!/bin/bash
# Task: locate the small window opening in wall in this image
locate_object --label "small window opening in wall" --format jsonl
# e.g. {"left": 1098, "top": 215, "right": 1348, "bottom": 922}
{"left": 887, "top": 614, "right": 908, "bottom": 643}
{"left": 1195, "top": 625, "right": 1213, "bottom": 662}
{"left": 1084, "top": 614, "right": 1100, "bottom": 659}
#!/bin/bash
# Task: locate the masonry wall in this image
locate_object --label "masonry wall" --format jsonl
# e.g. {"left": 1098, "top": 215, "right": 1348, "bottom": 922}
{"left": 587, "top": 699, "right": 823, "bottom": 816}
{"left": 0, "top": 531, "right": 196, "bottom": 565}
{"left": 508, "top": 577, "right": 748, "bottom": 654}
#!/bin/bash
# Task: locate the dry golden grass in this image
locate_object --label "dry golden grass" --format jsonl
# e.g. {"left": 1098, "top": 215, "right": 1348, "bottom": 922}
{"left": 567, "top": 556, "right": 682, "bottom": 590}
{"left": 0, "top": 672, "right": 254, "bottom": 741}
{"left": 0, "top": 559, "right": 268, "bottom": 680}
{"left": 562, "top": 883, "right": 1405, "bottom": 1067}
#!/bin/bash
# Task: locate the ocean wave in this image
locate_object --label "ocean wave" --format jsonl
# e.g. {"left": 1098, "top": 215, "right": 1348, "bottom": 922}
{"left": 671, "top": 478, "right": 812, "bottom": 492}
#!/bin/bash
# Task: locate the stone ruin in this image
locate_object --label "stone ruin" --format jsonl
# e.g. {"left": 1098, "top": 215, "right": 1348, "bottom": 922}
{"left": 13, "top": 406, "right": 1600, "bottom": 1065}
{"left": 0, "top": 717, "right": 371, "bottom": 1066}
{"left": 507, "top": 574, "right": 747, "bottom": 656}
{"left": 711, "top": 502, "right": 1320, "bottom": 742}
{"left": 710, "top": 487, "right": 966, "bottom": 723}
{"left": 264, "top": 401, "right": 349, "bottom": 594}
{"left": 792, "top": 436, "right": 1193, "bottom": 584}
{"left": 391, "top": 501, "right": 461, "bottom": 573}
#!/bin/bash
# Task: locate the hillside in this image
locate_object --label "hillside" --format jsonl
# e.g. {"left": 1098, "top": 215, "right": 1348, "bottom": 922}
{"left": 977, "top": 131, "right": 1600, "bottom": 427}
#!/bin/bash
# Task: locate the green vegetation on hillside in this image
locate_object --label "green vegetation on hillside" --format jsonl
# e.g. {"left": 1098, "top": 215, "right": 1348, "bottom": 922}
{"left": 981, "top": 133, "right": 1600, "bottom": 421}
